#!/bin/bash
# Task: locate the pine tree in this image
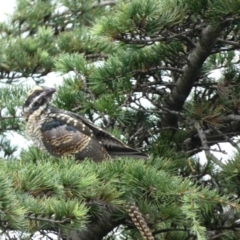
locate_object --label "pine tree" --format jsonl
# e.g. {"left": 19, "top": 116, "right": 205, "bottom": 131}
{"left": 2, "top": 0, "right": 240, "bottom": 239}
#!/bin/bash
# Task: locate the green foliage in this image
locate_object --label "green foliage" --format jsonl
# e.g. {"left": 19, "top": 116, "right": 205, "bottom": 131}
{"left": 1, "top": 153, "right": 240, "bottom": 239}
{"left": 55, "top": 53, "right": 90, "bottom": 75}
{"left": 0, "top": 168, "right": 27, "bottom": 230}
{"left": 2, "top": 0, "right": 240, "bottom": 239}
{"left": 219, "top": 151, "right": 240, "bottom": 196}
{"left": 93, "top": 0, "right": 186, "bottom": 39}
{"left": 21, "top": 196, "right": 87, "bottom": 232}
{"left": 184, "top": 99, "right": 225, "bottom": 128}
{"left": 89, "top": 41, "right": 183, "bottom": 95}
{"left": 0, "top": 86, "right": 28, "bottom": 156}
{"left": 181, "top": 193, "right": 207, "bottom": 240}
{"left": 12, "top": 0, "right": 54, "bottom": 25}
{"left": 151, "top": 129, "right": 192, "bottom": 170}
{"left": 2, "top": 27, "right": 56, "bottom": 77}
{"left": 207, "top": 0, "right": 240, "bottom": 22}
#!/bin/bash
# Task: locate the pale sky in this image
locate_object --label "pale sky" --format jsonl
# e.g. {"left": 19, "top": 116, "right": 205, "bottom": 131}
{"left": 0, "top": 0, "right": 16, "bottom": 22}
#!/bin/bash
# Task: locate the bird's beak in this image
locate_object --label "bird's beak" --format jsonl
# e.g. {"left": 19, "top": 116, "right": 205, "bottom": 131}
{"left": 45, "top": 87, "right": 56, "bottom": 97}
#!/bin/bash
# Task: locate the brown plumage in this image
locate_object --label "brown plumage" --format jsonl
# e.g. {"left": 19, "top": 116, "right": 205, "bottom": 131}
{"left": 126, "top": 203, "right": 155, "bottom": 240}
{"left": 22, "top": 86, "right": 148, "bottom": 162}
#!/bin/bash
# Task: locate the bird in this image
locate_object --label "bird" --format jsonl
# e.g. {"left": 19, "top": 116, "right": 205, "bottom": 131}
{"left": 22, "top": 86, "right": 148, "bottom": 162}
{"left": 22, "top": 86, "right": 153, "bottom": 240}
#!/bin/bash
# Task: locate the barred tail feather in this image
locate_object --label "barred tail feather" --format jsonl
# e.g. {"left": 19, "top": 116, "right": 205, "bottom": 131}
{"left": 126, "top": 202, "right": 155, "bottom": 240}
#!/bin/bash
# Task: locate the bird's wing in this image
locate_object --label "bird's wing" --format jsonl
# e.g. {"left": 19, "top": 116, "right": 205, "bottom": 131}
{"left": 40, "top": 108, "right": 110, "bottom": 161}
{"left": 50, "top": 108, "right": 148, "bottom": 159}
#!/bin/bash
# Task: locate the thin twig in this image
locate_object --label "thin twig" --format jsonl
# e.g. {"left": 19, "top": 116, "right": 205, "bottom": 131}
{"left": 26, "top": 216, "right": 71, "bottom": 224}
{"left": 217, "top": 38, "right": 240, "bottom": 47}
{"left": 213, "top": 128, "right": 238, "bottom": 149}
{"left": 117, "top": 29, "right": 195, "bottom": 44}
{"left": 92, "top": 1, "right": 116, "bottom": 8}
{"left": 194, "top": 122, "right": 224, "bottom": 168}
{"left": 186, "top": 147, "right": 227, "bottom": 155}
{"left": 153, "top": 227, "right": 190, "bottom": 235}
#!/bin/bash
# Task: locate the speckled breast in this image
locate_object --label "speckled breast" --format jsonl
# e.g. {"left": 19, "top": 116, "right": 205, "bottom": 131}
{"left": 25, "top": 110, "right": 49, "bottom": 153}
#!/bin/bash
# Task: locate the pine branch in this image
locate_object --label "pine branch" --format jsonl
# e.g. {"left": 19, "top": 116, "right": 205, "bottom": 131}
{"left": 26, "top": 216, "right": 71, "bottom": 224}
{"left": 134, "top": 66, "right": 183, "bottom": 74}
{"left": 223, "top": 114, "right": 240, "bottom": 121}
{"left": 85, "top": 53, "right": 108, "bottom": 60}
{"left": 186, "top": 147, "right": 227, "bottom": 155}
{"left": 103, "top": 66, "right": 183, "bottom": 84}
{"left": 212, "top": 128, "right": 238, "bottom": 149}
{"left": 92, "top": 1, "right": 116, "bottom": 8}
{"left": 223, "top": 16, "right": 240, "bottom": 23}
{"left": 211, "top": 46, "right": 239, "bottom": 54}
{"left": 217, "top": 38, "right": 240, "bottom": 47}
{"left": 153, "top": 227, "right": 190, "bottom": 234}
{"left": 69, "top": 205, "right": 123, "bottom": 240}
{"left": 0, "top": 116, "right": 21, "bottom": 120}
{"left": 194, "top": 122, "right": 224, "bottom": 168}
{"left": 128, "top": 104, "right": 184, "bottom": 117}
{"left": 162, "top": 23, "right": 229, "bottom": 128}
{"left": 116, "top": 29, "right": 197, "bottom": 44}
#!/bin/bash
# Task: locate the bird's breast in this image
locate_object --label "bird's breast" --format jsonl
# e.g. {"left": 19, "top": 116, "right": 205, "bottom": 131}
{"left": 25, "top": 110, "right": 49, "bottom": 152}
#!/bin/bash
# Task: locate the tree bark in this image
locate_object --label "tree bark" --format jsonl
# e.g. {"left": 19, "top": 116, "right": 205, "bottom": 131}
{"left": 69, "top": 205, "right": 124, "bottom": 240}
{"left": 162, "top": 24, "right": 227, "bottom": 128}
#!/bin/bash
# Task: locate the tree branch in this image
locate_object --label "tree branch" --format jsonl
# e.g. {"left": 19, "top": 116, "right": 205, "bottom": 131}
{"left": 194, "top": 122, "right": 224, "bottom": 168}
{"left": 92, "top": 1, "right": 116, "bottom": 8}
{"left": 217, "top": 38, "right": 240, "bottom": 47}
{"left": 69, "top": 205, "right": 124, "bottom": 240}
{"left": 162, "top": 23, "right": 229, "bottom": 128}
{"left": 116, "top": 29, "right": 195, "bottom": 44}
{"left": 26, "top": 216, "right": 71, "bottom": 224}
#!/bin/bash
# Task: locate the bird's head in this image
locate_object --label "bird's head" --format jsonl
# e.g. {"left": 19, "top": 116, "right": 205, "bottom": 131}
{"left": 23, "top": 86, "right": 56, "bottom": 119}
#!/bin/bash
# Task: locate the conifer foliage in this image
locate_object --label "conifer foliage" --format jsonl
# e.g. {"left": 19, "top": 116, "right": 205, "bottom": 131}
{"left": 1, "top": 0, "right": 240, "bottom": 239}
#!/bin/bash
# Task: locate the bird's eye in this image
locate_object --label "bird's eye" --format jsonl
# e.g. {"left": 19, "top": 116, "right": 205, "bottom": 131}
{"left": 34, "top": 90, "right": 42, "bottom": 95}
{"left": 33, "top": 101, "right": 40, "bottom": 108}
